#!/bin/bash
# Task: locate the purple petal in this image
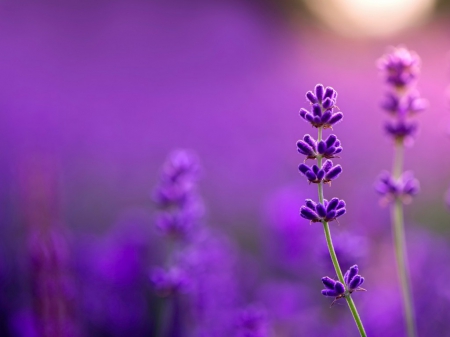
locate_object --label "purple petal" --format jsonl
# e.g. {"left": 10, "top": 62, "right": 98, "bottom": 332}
{"left": 326, "top": 198, "right": 339, "bottom": 212}
{"left": 305, "top": 199, "right": 316, "bottom": 210}
{"left": 298, "top": 164, "right": 311, "bottom": 175}
{"left": 357, "top": 276, "right": 365, "bottom": 288}
{"left": 316, "top": 203, "right": 327, "bottom": 218}
{"left": 336, "top": 208, "right": 346, "bottom": 217}
{"left": 322, "top": 97, "right": 333, "bottom": 109}
{"left": 347, "top": 265, "right": 359, "bottom": 286}
{"left": 321, "top": 110, "right": 332, "bottom": 123}
{"left": 325, "top": 165, "right": 342, "bottom": 181}
{"left": 299, "top": 108, "right": 308, "bottom": 119}
{"left": 349, "top": 275, "right": 362, "bottom": 290}
{"left": 303, "top": 134, "right": 316, "bottom": 149}
{"left": 344, "top": 270, "right": 350, "bottom": 285}
{"left": 297, "top": 140, "right": 315, "bottom": 156}
{"left": 336, "top": 200, "right": 346, "bottom": 209}
{"left": 313, "top": 116, "right": 321, "bottom": 125}
{"left": 317, "top": 140, "right": 326, "bottom": 154}
{"left": 325, "top": 134, "right": 337, "bottom": 147}
{"left": 305, "top": 113, "right": 314, "bottom": 122}
{"left": 312, "top": 104, "right": 322, "bottom": 117}
{"left": 300, "top": 207, "right": 319, "bottom": 221}
{"left": 317, "top": 170, "right": 325, "bottom": 180}
{"left": 321, "top": 276, "right": 336, "bottom": 290}
{"left": 324, "top": 87, "right": 335, "bottom": 100}
{"left": 315, "top": 84, "right": 325, "bottom": 101}
{"left": 312, "top": 165, "right": 319, "bottom": 175}
{"left": 322, "top": 160, "right": 333, "bottom": 172}
{"left": 325, "top": 210, "right": 336, "bottom": 221}
{"left": 334, "top": 281, "right": 345, "bottom": 295}
{"left": 324, "top": 146, "right": 336, "bottom": 156}
{"left": 328, "top": 112, "right": 343, "bottom": 125}
{"left": 305, "top": 171, "right": 317, "bottom": 181}
{"left": 306, "top": 91, "right": 318, "bottom": 104}
{"left": 321, "top": 289, "right": 337, "bottom": 297}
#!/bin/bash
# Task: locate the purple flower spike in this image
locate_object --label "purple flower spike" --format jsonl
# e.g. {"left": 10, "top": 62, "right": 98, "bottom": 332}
{"left": 378, "top": 46, "right": 421, "bottom": 88}
{"left": 298, "top": 160, "right": 342, "bottom": 184}
{"left": 298, "top": 84, "right": 342, "bottom": 128}
{"left": 306, "top": 91, "right": 318, "bottom": 104}
{"left": 322, "top": 265, "right": 366, "bottom": 304}
{"left": 300, "top": 198, "right": 346, "bottom": 223}
{"left": 296, "top": 134, "right": 342, "bottom": 161}
{"left": 375, "top": 171, "right": 420, "bottom": 204}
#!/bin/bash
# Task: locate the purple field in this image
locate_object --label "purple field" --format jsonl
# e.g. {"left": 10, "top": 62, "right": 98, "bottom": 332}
{"left": 1, "top": 0, "right": 450, "bottom": 336}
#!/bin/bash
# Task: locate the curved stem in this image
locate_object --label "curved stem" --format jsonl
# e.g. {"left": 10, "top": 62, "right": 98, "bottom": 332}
{"left": 392, "top": 141, "right": 417, "bottom": 337}
{"left": 317, "top": 127, "right": 367, "bottom": 337}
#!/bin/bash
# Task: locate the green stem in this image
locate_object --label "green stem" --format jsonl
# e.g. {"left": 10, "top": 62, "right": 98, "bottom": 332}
{"left": 392, "top": 141, "right": 417, "bottom": 337}
{"left": 317, "top": 127, "right": 367, "bottom": 337}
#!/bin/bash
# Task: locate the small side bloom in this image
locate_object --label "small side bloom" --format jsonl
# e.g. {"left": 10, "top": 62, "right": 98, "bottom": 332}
{"left": 321, "top": 265, "right": 366, "bottom": 305}
{"left": 296, "top": 134, "right": 342, "bottom": 160}
{"left": 375, "top": 171, "right": 420, "bottom": 204}
{"left": 150, "top": 266, "right": 190, "bottom": 297}
{"left": 298, "top": 160, "right": 342, "bottom": 184}
{"left": 384, "top": 120, "right": 418, "bottom": 145}
{"left": 299, "top": 198, "right": 346, "bottom": 223}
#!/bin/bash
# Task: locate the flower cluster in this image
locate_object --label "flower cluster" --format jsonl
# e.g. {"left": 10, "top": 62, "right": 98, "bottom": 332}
{"left": 300, "top": 198, "right": 346, "bottom": 223}
{"left": 321, "top": 265, "right": 365, "bottom": 304}
{"left": 378, "top": 47, "right": 420, "bottom": 88}
{"left": 153, "top": 150, "right": 203, "bottom": 240}
{"left": 297, "top": 85, "right": 366, "bottom": 322}
{"left": 298, "top": 160, "right": 342, "bottom": 184}
{"left": 375, "top": 171, "right": 420, "bottom": 204}
{"left": 296, "top": 134, "right": 342, "bottom": 160}
{"left": 299, "top": 84, "right": 343, "bottom": 129}
{"left": 151, "top": 266, "right": 190, "bottom": 297}
{"left": 378, "top": 46, "right": 427, "bottom": 145}
{"left": 151, "top": 150, "right": 202, "bottom": 299}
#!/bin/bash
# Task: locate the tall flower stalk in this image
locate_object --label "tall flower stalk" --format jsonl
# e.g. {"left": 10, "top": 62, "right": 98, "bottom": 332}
{"left": 376, "top": 46, "right": 426, "bottom": 337}
{"left": 297, "top": 84, "right": 367, "bottom": 336}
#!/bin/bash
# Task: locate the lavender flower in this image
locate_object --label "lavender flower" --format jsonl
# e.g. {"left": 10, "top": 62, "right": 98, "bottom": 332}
{"left": 384, "top": 120, "right": 417, "bottom": 143}
{"left": 378, "top": 46, "right": 421, "bottom": 88}
{"left": 299, "top": 198, "right": 346, "bottom": 223}
{"left": 296, "top": 134, "right": 342, "bottom": 160}
{"left": 321, "top": 265, "right": 365, "bottom": 304}
{"left": 151, "top": 266, "right": 190, "bottom": 297}
{"left": 381, "top": 90, "right": 427, "bottom": 116}
{"left": 236, "top": 305, "right": 268, "bottom": 337}
{"left": 377, "top": 46, "right": 422, "bottom": 337}
{"left": 153, "top": 150, "right": 200, "bottom": 210}
{"left": 153, "top": 150, "right": 203, "bottom": 240}
{"left": 375, "top": 171, "right": 419, "bottom": 204}
{"left": 299, "top": 84, "right": 343, "bottom": 129}
{"left": 297, "top": 84, "right": 366, "bottom": 335}
{"left": 298, "top": 160, "right": 342, "bottom": 184}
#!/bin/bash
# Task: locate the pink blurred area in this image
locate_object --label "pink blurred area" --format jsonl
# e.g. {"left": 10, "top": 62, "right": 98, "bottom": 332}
{"left": 1, "top": 0, "right": 449, "bottom": 234}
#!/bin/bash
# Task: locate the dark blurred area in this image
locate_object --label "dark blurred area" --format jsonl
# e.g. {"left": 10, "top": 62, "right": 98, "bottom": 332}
{"left": 1, "top": 0, "right": 450, "bottom": 336}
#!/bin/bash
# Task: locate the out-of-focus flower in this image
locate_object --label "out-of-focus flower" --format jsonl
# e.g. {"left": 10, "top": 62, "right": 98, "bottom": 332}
{"left": 151, "top": 266, "right": 190, "bottom": 297}
{"left": 378, "top": 46, "right": 421, "bottom": 88}
{"left": 381, "top": 90, "right": 427, "bottom": 116}
{"left": 300, "top": 198, "right": 346, "bottom": 223}
{"left": 235, "top": 304, "right": 269, "bottom": 337}
{"left": 375, "top": 171, "right": 419, "bottom": 204}
{"left": 384, "top": 120, "right": 418, "bottom": 144}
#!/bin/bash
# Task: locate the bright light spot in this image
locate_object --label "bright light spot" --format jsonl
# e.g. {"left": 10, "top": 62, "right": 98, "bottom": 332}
{"left": 303, "top": 0, "right": 436, "bottom": 37}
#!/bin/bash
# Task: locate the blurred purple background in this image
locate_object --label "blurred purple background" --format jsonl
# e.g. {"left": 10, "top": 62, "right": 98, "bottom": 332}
{"left": 1, "top": 0, "right": 450, "bottom": 336}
